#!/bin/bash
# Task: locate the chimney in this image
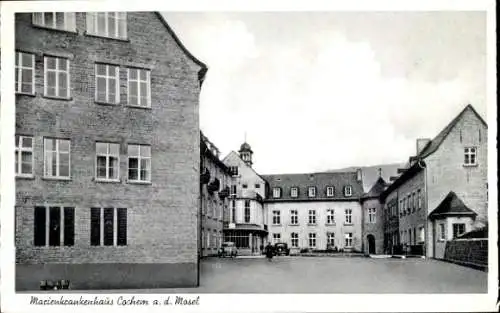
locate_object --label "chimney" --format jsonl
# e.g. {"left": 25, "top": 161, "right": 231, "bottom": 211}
{"left": 377, "top": 168, "right": 382, "bottom": 178}
{"left": 356, "top": 168, "right": 362, "bottom": 182}
{"left": 416, "top": 138, "right": 431, "bottom": 155}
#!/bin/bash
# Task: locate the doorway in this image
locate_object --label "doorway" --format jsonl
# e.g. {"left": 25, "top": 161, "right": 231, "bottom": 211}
{"left": 367, "top": 235, "right": 376, "bottom": 254}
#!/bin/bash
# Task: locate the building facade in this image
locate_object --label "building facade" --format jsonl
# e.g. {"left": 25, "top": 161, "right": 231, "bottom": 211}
{"left": 263, "top": 171, "right": 364, "bottom": 253}
{"left": 200, "top": 132, "right": 232, "bottom": 257}
{"left": 222, "top": 143, "right": 268, "bottom": 255}
{"left": 380, "top": 104, "right": 488, "bottom": 258}
{"left": 360, "top": 174, "right": 387, "bottom": 255}
{"left": 15, "top": 12, "right": 206, "bottom": 290}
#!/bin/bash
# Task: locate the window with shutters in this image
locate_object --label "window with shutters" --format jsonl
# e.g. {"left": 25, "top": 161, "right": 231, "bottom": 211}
{"left": 44, "top": 56, "right": 70, "bottom": 98}
{"left": 32, "top": 12, "right": 76, "bottom": 32}
{"left": 90, "top": 207, "right": 127, "bottom": 246}
{"left": 15, "top": 135, "right": 34, "bottom": 177}
{"left": 127, "top": 68, "right": 151, "bottom": 107}
{"left": 15, "top": 52, "right": 35, "bottom": 95}
{"left": 86, "top": 12, "right": 127, "bottom": 39}
{"left": 95, "top": 63, "right": 120, "bottom": 104}
{"left": 33, "top": 206, "right": 74, "bottom": 247}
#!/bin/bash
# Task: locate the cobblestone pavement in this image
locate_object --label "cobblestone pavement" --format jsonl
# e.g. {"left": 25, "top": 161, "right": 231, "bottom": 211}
{"left": 89, "top": 256, "right": 487, "bottom": 293}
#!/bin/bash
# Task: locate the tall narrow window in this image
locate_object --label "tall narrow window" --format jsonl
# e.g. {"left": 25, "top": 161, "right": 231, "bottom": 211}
{"left": 308, "top": 209, "right": 316, "bottom": 225}
{"left": 368, "top": 208, "right": 376, "bottom": 223}
{"left": 95, "top": 64, "right": 120, "bottom": 104}
{"left": 127, "top": 68, "right": 151, "bottom": 107}
{"left": 290, "top": 210, "right": 298, "bottom": 225}
{"left": 244, "top": 200, "right": 251, "bottom": 223}
{"left": 15, "top": 52, "right": 35, "bottom": 94}
{"left": 344, "top": 186, "right": 352, "bottom": 197}
{"left": 290, "top": 187, "right": 298, "bottom": 198}
{"left": 412, "top": 192, "right": 416, "bottom": 213}
{"left": 15, "top": 135, "right": 34, "bottom": 176}
{"left": 44, "top": 56, "right": 70, "bottom": 98}
{"left": 44, "top": 138, "right": 70, "bottom": 178}
{"left": 34, "top": 206, "right": 47, "bottom": 246}
{"left": 291, "top": 233, "right": 299, "bottom": 248}
{"left": 63, "top": 207, "right": 75, "bottom": 246}
{"left": 96, "top": 142, "right": 120, "bottom": 181}
{"left": 90, "top": 208, "right": 127, "bottom": 246}
{"left": 32, "top": 12, "right": 76, "bottom": 31}
{"left": 86, "top": 12, "right": 127, "bottom": 39}
{"left": 90, "top": 208, "right": 101, "bottom": 246}
{"left": 231, "top": 200, "right": 236, "bottom": 223}
{"left": 128, "top": 144, "right": 151, "bottom": 182}
{"left": 327, "top": 232, "right": 335, "bottom": 247}
{"left": 103, "top": 208, "right": 114, "bottom": 246}
{"left": 308, "top": 233, "right": 316, "bottom": 248}
{"left": 345, "top": 233, "right": 353, "bottom": 247}
{"left": 308, "top": 187, "right": 316, "bottom": 197}
{"left": 439, "top": 223, "right": 445, "bottom": 241}
{"left": 272, "top": 210, "right": 281, "bottom": 225}
{"left": 345, "top": 208, "right": 352, "bottom": 224}
{"left": 327, "top": 209, "right": 335, "bottom": 224}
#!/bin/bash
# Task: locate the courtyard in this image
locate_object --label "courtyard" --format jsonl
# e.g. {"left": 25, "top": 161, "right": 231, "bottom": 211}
{"left": 101, "top": 256, "right": 487, "bottom": 294}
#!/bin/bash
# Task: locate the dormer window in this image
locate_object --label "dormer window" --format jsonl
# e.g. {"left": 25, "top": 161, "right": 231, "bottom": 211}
{"left": 273, "top": 187, "right": 282, "bottom": 198}
{"left": 326, "top": 186, "right": 334, "bottom": 197}
{"left": 290, "top": 187, "right": 299, "bottom": 198}
{"left": 308, "top": 187, "right": 316, "bottom": 197}
{"left": 344, "top": 185, "right": 352, "bottom": 197}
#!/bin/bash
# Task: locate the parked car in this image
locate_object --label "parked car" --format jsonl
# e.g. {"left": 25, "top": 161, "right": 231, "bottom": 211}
{"left": 274, "top": 242, "right": 290, "bottom": 256}
{"left": 218, "top": 242, "right": 238, "bottom": 258}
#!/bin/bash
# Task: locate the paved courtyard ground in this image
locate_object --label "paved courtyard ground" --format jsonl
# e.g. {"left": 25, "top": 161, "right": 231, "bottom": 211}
{"left": 109, "top": 256, "right": 487, "bottom": 293}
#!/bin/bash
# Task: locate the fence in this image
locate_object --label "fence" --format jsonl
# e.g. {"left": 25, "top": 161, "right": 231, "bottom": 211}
{"left": 443, "top": 239, "right": 488, "bottom": 271}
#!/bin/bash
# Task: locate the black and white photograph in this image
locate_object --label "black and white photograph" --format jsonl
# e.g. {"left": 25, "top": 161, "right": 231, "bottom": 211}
{"left": 0, "top": 1, "right": 497, "bottom": 312}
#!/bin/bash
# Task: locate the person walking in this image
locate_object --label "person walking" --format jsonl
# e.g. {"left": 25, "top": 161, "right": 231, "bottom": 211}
{"left": 265, "top": 243, "right": 274, "bottom": 262}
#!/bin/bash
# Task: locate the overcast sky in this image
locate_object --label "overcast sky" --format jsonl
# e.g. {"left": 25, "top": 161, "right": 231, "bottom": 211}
{"left": 162, "top": 11, "right": 487, "bottom": 175}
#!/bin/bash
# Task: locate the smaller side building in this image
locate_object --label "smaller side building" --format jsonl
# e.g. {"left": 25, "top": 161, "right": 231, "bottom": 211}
{"left": 360, "top": 171, "right": 387, "bottom": 255}
{"left": 200, "top": 132, "right": 232, "bottom": 257}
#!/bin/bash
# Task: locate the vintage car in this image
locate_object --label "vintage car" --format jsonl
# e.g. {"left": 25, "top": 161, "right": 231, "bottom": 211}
{"left": 218, "top": 242, "right": 238, "bottom": 258}
{"left": 274, "top": 242, "right": 290, "bottom": 256}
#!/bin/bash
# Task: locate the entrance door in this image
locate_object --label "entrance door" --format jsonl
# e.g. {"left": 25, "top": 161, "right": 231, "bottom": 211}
{"left": 367, "top": 235, "right": 376, "bottom": 254}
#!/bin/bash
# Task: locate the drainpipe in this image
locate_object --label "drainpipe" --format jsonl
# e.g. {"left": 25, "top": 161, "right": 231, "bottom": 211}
{"left": 418, "top": 160, "right": 428, "bottom": 258}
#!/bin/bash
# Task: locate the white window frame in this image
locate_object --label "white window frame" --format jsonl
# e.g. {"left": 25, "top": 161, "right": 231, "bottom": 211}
{"left": 15, "top": 135, "right": 34, "bottom": 177}
{"left": 327, "top": 232, "right": 335, "bottom": 247}
{"left": 127, "top": 68, "right": 151, "bottom": 107}
{"left": 273, "top": 233, "right": 281, "bottom": 244}
{"left": 452, "top": 223, "right": 466, "bottom": 239}
{"left": 345, "top": 233, "right": 353, "bottom": 248}
{"left": 326, "top": 186, "right": 334, "bottom": 197}
{"left": 344, "top": 185, "right": 352, "bottom": 197}
{"left": 327, "top": 209, "right": 335, "bottom": 224}
{"left": 86, "top": 12, "right": 127, "bottom": 39}
{"left": 273, "top": 187, "right": 281, "bottom": 198}
{"left": 368, "top": 207, "right": 376, "bottom": 223}
{"left": 290, "top": 187, "right": 298, "bottom": 198}
{"left": 308, "top": 233, "right": 316, "bottom": 248}
{"left": 95, "top": 142, "right": 120, "bottom": 181}
{"left": 308, "top": 186, "right": 316, "bottom": 197}
{"left": 418, "top": 226, "right": 425, "bottom": 243}
{"left": 290, "top": 209, "right": 298, "bottom": 225}
{"left": 95, "top": 63, "right": 120, "bottom": 104}
{"left": 32, "top": 12, "right": 76, "bottom": 32}
{"left": 291, "top": 233, "right": 299, "bottom": 248}
{"left": 272, "top": 210, "right": 281, "bottom": 225}
{"left": 417, "top": 189, "right": 422, "bottom": 210}
{"left": 15, "top": 52, "right": 35, "bottom": 95}
{"left": 464, "top": 147, "right": 477, "bottom": 166}
{"left": 44, "top": 56, "right": 70, "bottom": 98}
{"left": 308, "top": 209, "right": 316, "bottom": 225}
{"left": 244, "top": 200, "right": 251, "bottom": 223}
{"left": 127, "top": 144, "right": 151, "bottom": 183}
{"left": 345, "top": 208, "right": 352, "bottom": 224}
{"left": 43, "top": 138, "right": 71, "bottom": 179}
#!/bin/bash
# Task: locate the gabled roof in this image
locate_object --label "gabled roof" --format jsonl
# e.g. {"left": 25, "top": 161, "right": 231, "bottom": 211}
{"left": 418, "top": 104, "right": 487, "bottom": 159}
{"left": 155, "top": 13, "right": 208, "bottom": 85}
{"left": 222, "top": 151, "right": 268, "bottom": 184}
{"left": 362, "top": 176, "right": 388, "bottom": 199}
{"left": 262, "top": 171, "right": 363, "bottom": 202}
{"left": 429, "top": 191, "right": 477, "bottom": 219}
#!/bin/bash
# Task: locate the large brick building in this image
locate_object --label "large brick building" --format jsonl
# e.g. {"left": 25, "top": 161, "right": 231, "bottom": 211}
{"left": 14, "top": 12, "right": 206, "bottom": 290}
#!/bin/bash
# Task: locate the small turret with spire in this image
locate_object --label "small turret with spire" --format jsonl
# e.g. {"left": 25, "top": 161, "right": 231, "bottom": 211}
{"left": 239, "top": 132, "right": 253, "bottom": 167}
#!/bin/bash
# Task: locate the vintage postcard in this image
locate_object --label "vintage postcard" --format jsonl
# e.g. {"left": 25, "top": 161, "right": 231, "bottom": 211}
{"left": 0, "top": 0, "right": 497, "bottom": 312}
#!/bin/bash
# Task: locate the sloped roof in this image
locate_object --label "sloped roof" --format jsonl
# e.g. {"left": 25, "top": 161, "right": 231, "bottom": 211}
{"left": 429, "top": 191, "right": 477, "bottom": 219}
{"left": 262, "top": 171, "right": 363, "bottom": 202}
{"left": 362, "top": 177, "right": 388, "bottom": 199}
{"left": 418, "top": 104, "right": 487, "bottom": 159}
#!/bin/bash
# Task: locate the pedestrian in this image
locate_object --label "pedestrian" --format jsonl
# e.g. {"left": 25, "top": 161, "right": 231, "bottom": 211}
{"left": 265, "top": 243, "right": 274, "bottom": 262}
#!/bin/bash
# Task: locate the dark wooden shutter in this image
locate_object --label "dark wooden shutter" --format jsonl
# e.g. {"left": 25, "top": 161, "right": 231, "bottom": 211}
{"left": 49, "top": 207, "right": 61, "bottom": 246}
{"left": 117, "top": 208, "right": 127, "bottom": 246}
{"left": 103, "top": 208, "right": 114, "bottom": 246}
{"left": 64, "top": 207, "right": 75, "bottom": 246}
{"left": 90, "top": 208, "right": 101, "bottom": 246}
{"left": 34, "top": 206, "right": 46, "bottom": 246}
